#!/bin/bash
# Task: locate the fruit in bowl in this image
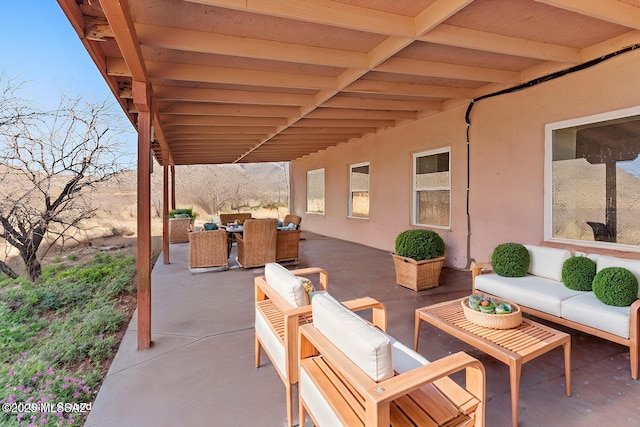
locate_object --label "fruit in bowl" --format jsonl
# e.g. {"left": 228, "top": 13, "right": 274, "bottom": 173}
{"left": 468, "top": 294, "right": 512, "bottom": 315}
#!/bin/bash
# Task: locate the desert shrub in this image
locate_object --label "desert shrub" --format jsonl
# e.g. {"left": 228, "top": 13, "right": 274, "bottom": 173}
{"left": 491, "top": 243, "right": 530, "bottom": 277}
{"left": 592, "top": 267, "right": 638, "bottom": 307}
{"left": 562, "top": 256, "right": 597, "bottom": 291}
{"left": 394, "top": 229, "right": 445, "bottom": 261}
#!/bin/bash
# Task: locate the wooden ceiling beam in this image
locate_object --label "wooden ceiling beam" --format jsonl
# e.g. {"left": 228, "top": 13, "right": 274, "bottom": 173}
{"left": 323, "top": 97, "right": 442, "bottom": 112}
{"left": 282, "top": 127, "right": 377, "bottom": 134}
{"left": 306, "top": 108, "right": 416, "bottom": 121}
{"left": 157, "top": 102, "right": 300, "bottom": 117}
{"left": 161, "top": 125, "right": 276, "bottom": 134}
{"left": 344, "top": 80, "right": 476, "bottom": 99}
{"left": 535, "top": 0, "right": 640, "bottom": 29}
{"left": 377, "top": 57, "right": 521, "bottom": 84}
{"left": 154, "top": 86, "right": 316, "bottom": 106}
{"left": 185, "top": 0, "right": 415, "bottom": 37}
{"left": 420, "top": 24, "right": 582, "bottom": 63}
{"left": 146, "top": 61, "right": 338, "bottom": 91}
{"left": 159, "top": 115, "right": 288, "bottom": 126}
{"left": 135, "top": 23, "right": 368, "bottom": 68}
{"left": 295, "top": 118, "right": 395, "bottom": 128}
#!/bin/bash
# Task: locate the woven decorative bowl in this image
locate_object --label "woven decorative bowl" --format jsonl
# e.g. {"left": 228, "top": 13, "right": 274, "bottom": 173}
{"left": 461, "top": 297, "right": 522, "bottom": 329}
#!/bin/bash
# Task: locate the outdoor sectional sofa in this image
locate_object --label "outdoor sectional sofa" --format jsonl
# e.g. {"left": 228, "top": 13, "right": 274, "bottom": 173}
{"left": 472, "top": 244, "right": 640, "bottom": 379}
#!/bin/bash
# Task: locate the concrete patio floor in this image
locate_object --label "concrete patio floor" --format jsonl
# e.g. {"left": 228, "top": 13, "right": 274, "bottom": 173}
{"left": 85, "top": 232, "right": 640, "bottom": 427}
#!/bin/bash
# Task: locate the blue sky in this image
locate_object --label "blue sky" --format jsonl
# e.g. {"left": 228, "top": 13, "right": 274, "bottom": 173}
{"left": 0, "top": 2, "right": 136, "bottom": 156}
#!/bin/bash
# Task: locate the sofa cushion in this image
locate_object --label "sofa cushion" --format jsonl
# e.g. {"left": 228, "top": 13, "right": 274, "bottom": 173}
{"left": 561, "top": 293, "right": 631, "bottom": 338}
{"left": 312, "top": 293, "right": 393, "bottom": 381}
{"left": 475, "top": 273, "right": 583, "bottom": 317}
{"left": 264, "top": 263, "right": 306, "bottom": 307}
{"left": 524, "top": 245, "right": 572, "bottom": 282}
{"left": 597, "top": 256, "right": 640, "bottom": 298}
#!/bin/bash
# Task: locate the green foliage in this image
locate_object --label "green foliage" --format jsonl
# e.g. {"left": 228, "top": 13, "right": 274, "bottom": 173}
{"left": 592, "top": 267, "right": 638, "bottom": 307}
{"left": 0, "top": 253, "right": 136, "bottom": 425}
{"left": 491, "top": 243, "right": 530, "bottom": 277}
{"left": 394, "top": 229, "right": 445, "bottom": 261}
{"left": 169, "top": 208, "right": 198, "bottom": 219}
{"left": 562, "top": 256, "right": 596, "bottom": 291}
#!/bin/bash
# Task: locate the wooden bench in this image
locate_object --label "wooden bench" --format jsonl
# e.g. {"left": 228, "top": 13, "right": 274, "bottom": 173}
{"left": 298, "top": 293, "right": 486, "bottom": 427}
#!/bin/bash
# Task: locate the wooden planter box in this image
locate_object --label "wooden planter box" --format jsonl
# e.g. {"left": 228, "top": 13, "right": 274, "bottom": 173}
{"left": 392, "top": 254, "right": 445, "bottom": 291}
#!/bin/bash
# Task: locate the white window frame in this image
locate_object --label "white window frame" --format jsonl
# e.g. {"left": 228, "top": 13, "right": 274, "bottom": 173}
{"left": 412, "top": 147, "right": 451, "bottom": 229}
{"left": 544, "top": 105, "right": 640, "bottom": 252}
{"left": 306, "top": 168, "right": 325, "bottom": 215}
{"left": 348, "top": 162, "right": 370, "bottom": 219}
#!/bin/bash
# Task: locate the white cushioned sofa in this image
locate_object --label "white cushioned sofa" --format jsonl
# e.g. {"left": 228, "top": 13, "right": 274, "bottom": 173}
{"left": 298, "top": 293, "right": 486, "bottom": 427}
{"left": 472, "top": 245, "right": 640, "bottom": 379}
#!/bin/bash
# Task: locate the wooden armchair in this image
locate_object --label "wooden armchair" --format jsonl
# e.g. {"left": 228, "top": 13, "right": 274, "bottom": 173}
{"left": 255, "top": 263, "right": 386, "bottom": 427}
{"left": 276, "top": 229, "right": 301, "bottom": 262}
{"left": 236, "top": 218, "right": 277, "bottom": 268}
{"left": 169, "top": 217, "right": 192, "bottom": 243}
{"left": 299, "top": 293, "right": 486, "bottom": 427}
{"left": 188, "top": 230, "right": 229, "bottom": 269}
{"left": 282, "top": 214, "right": 301, "bottom": 229}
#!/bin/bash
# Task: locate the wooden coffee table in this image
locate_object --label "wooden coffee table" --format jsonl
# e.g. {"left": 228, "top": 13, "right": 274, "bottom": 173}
{"left": 414, "top": 297, "right": 571, "bottom": 427}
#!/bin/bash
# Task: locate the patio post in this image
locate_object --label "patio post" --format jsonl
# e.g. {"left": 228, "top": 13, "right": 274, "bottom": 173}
{"left": 171, "top": 165, "right": 176, "bottom": 211}
{"left": 162, "top": 148, "right": 170, "bottom": 264}
{"left": 134, "top": 81, "right": 152, "bottom": 350}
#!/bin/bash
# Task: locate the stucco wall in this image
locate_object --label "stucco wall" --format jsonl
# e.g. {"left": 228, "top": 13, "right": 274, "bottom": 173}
{"left": 291, "top": 49, "right": 640, "bottom": 269}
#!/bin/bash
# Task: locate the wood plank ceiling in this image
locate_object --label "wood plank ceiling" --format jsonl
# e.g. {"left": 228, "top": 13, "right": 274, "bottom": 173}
{"left": 58, "top": 0, "right": 640, "bottom": 165}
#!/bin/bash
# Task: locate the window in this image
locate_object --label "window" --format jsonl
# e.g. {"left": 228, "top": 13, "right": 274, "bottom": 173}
{"left": 545, "top": 106, "right": 640, "bottom": 249}
{"left": 349, "top": 162, "right": 369, "bottom": 218}
{"left": 413, "top": 148, "right": 450, "bottom": 227}
{"left": 306, "top": 168, "right": 325, "bottom": 214}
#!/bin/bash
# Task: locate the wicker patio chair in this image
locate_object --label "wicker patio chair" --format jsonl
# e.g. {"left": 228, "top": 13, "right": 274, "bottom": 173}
{"left": 189, "top": 230, "right": 229, "bottom": 269}
{"left": 169, "top": 217, "right": 192, "bottom": 243}
{"left": 219, "top": 212, "right": 252, "bottom": 225}
{"left": 235, "top": 218, "right": 277, "bottom": 268}
{"left": 282, "top": 214, "right": 301, "bottom": 229}
{"left": 276, "top": 229, "right": 301, "bottom": 262}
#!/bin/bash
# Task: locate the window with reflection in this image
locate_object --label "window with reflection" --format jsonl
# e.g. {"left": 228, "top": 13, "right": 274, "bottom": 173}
{"left": 547, "top": 108, "right": 640, "bottom": 248}
{"left": 413, "top": 148, "right": 450, "bottom": 227}
{"left": 349, "top": 162, "right": 369, "bottom": 218}
{"left": 306, "top": 168, "right": 325, "bottom": 214}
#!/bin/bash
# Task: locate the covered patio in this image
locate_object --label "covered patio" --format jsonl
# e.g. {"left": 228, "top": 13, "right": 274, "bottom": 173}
{"left": 85, "top": 233, "right": 640, "bottom": 426}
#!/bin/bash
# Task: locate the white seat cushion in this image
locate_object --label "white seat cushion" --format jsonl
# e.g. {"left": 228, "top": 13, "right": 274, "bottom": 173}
{"left": 255, "top": 307, "right": 285, "bottom": 375}
{"left": 561, "top": 293, "right": 630, "bottom": 338}
{"left": 264, "top": 262, "right": 306, "bottom": 307}
{"left": 597, "top": 256, "right": 640, "bottom": 298}
{"left": 475, "top": 273, "right": 583, "bottom": 317}
{"left": 524, "top": 245, "right": 572, "bottom": 282}
{"left": 312, "top": 293, "right": 393, "bottom": 381}
{"left": 299, "top": 366, "right": 344, "bottom": 426}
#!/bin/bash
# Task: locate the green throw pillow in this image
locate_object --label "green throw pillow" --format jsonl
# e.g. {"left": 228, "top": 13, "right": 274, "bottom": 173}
{"left": 491, "top": 243, "right": 530, "bottom": 277}
{"left": 562, "top": 256, "right": 596, "bottom": 291}
{"left": 592, "top": 267, "right": 638, "bottom": 307}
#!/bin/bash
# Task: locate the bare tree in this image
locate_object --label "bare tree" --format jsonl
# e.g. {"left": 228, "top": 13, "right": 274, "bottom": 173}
{"left": 0, "top": 76, "right": 131, "bottom": 281}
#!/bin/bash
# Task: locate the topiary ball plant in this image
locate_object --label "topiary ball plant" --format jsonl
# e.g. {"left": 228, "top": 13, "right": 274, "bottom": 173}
{"left": 562, "top": 256, "right": 597, "bottom": 291}
{"left": 592, "top": 267, "right": 638, "bottom": 307}
{"left": 394, "top": 229, "right": 445, "bottom": 261}
{"left": 491, "top": 243, "right": 530, "bottom": 277}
